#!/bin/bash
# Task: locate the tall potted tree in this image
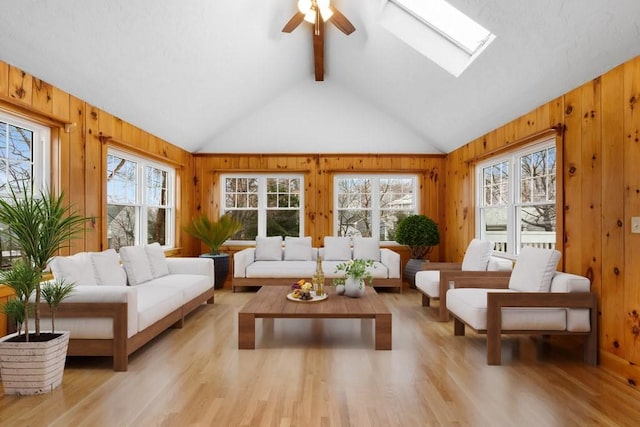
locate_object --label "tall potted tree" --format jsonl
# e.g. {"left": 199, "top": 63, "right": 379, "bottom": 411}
{"left": 0, "top": 185, "right": 89, "bottom": 395}
{"left": 395, "top": 214, "right": 440, "bottom": 288}
{"left": 185, "top": 214, "right": 242, "bottom": 289}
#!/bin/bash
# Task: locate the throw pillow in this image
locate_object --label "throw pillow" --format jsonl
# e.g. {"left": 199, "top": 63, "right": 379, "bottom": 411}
{"left": 145, "top": 242, "right": 170, "bottom": 278}
{"left": 49, "top": 252, "right": 97, "bottom": 286}
{"left": 90, "top": 249, "right": 127, "bottom": 286}
{"left": 352, "top": 237, "right": 381, "bottom": 262}
{"left": 255, "top": 236, "right": 283, "bottom": 261}
{"left": 119, "top": 245, "right": 154, "bottom": 286}
{"left": 508, "top": 247, "right": 561, "bottom": 292}
{"left": 284, "top": 236, "right": 313, "bottom": 261}
{"left": 323, "top": 236, "right": 352, "bottom": 261}
{"left": 461, "top": 239, "right": 493, "bottom": 271}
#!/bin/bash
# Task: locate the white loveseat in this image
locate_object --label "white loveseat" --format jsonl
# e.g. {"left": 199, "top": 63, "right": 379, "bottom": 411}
{"left": 42, "top": 244, "right": 215, "bottom": 371}
{"left": 446, "top": 247, "right": 598, "bottom": 365}
{"left": 233, "top": 236, "right": 402, "bottom": 292}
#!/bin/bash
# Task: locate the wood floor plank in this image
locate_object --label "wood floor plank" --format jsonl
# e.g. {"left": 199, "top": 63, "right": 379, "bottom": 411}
{"left": 2, "top": 289, "right": 640, "bottom": 426}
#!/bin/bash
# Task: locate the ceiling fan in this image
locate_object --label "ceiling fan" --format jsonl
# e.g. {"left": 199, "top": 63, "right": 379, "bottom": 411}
{"left": 282, "top": 0, "right": 356, "bottom": 81}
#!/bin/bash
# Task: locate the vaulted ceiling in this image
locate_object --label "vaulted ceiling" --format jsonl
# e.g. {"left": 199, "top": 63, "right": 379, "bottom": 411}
{"left": 1, "top": 0, "right": 640, "bottom": 154}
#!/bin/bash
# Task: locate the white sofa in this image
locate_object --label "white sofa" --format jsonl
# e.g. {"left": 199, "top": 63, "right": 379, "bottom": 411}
{"left": 446, "top": 247, "right": 598, "bottom": 365}
{"left": 233, "top": 236, "right": 402, "bottom": 292}
{"left": 42, "top": 244, "right": 215, "bottom": 371}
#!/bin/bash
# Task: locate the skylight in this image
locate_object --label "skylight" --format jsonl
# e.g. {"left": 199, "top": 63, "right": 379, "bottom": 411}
{"left": 380, "top": 0, "right": 496, "bottom": 76}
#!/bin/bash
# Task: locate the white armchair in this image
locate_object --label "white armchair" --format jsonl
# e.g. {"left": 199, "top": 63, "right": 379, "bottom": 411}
{"left": 415, "top": 239, "right": 512, "bottom": 321}
{"left": 446, "top": 247, "right": 598, "bottom": 365}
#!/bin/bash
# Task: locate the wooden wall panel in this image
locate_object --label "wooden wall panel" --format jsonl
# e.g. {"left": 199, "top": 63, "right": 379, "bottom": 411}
{"left": 601, "top": 64, "right": 625, "bottom": 358}
{"left": 445, "top": 54, "right": 640, "bottom": 386}
{"left": 623, "top": 57, "right": 640, "bottom": 367}
{"left": 8, "top": 66, "right": 32, "bottom": 105}
{"left": 0, "top": 62, "right": 8, "bottom": 97}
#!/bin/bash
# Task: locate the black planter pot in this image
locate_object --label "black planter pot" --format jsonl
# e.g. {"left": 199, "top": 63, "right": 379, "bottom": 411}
{"left": 404, "top": 258, "right": 425, "bottom": 289}
{"left": 199, "top": 253, "right": 229, "bottom": 290}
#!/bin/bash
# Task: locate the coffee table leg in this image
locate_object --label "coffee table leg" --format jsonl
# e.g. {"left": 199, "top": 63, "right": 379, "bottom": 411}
{"left": 238, "top": 313, "right": 256, "bottom": 349}
{"left": 375, "top": 313, "right": 392, "bottom": 350}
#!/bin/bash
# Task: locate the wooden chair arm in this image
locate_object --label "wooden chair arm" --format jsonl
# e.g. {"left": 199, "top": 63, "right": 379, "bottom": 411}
{"left": 420, "top": 262, "right": 462, "bottom": 271}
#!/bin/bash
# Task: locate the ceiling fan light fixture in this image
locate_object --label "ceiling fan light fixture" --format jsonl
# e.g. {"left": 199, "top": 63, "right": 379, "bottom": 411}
{"left": 319, "top": 7, "right": 333, "bottom": 21}
{"left": 303, "top": 9, "right": 317, "bottom": 23}
{"left": 297, "top": 0, "right": 312, "bottom": 14}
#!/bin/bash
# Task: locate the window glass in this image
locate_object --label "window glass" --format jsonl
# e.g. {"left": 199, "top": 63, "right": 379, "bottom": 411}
{"left": 106, "top": 149, "right": 174, "bottom": 250}
{"left": 335, "top": 175, "right": 418, "bottom": 241}
{"left": 477, "top": 140, "right": 556, "bottom": 257}
{"left": 222, "top": 174, "right": 303, "bottom": 240}
{"left": 0, "top": 113, "right": 50, "bottom": 268}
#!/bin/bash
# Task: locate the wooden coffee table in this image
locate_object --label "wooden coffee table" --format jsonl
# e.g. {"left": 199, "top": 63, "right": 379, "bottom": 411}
{"left": 238, "top": 285, "right": 392, "bottom": 350}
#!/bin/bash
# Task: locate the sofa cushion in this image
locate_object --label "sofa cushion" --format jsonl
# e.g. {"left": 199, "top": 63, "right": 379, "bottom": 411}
{"left": 415, "top": 270, "right": 440, "bottom": 298}
{"left": 461, "top": 239, "right": 493, "bottom": 271}
{"left": 145, "top": 243, "right": 169, "bottom": 278}
{"left": 446, "top": 288, "right": 567, "bottom": 331}
{"left": 119, "top": 245, "right": 154, "bottom": 286}
{"left": 323, "top": 260, "right": 388, "bottom": 279}
{"left": 324, "top": 236, "right": 351, "bottom": 261}
{"left": 49, "top": 252, "right": 97, "bottom": 286}
{"left": 90, "top": 249, "right": 127, "bottom": 286}
{"left": 135, "top": 285, "right": 184, "bottom": 331}
{"left": 144, "top": 274, "right": 212, "bottom": 303}
{"left": 487, "top": 257, "right": 513, "bottom": 272}
{"left": 255, "top": 236, "right": 283, "bottom": 261}
{"left": 353, "top": 237, "right": 381, "bottom": 262}
{"left": 284, "top": 236, "right": 313, "bottom": 261}
{"left": 508, "top": 247, "right": 561, "bottom": 292}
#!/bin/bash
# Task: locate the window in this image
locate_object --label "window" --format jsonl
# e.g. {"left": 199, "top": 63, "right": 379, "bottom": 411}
{"left": 0, "top": 111, "right": 50, "bottom": 268}
{"left": 381, "top": 0, "right": 496, "bottom": 76}
{"left": 334, "top": 175, "right": 417, "bottom": 241}
{"left": 222, "top": 174, "right": 303, "bottom": 240}
{"left": 477, "top": 139, "right": 556, "bottom": 257}
{"left": 106, "top": 149, "right": 175, "bottom": 251}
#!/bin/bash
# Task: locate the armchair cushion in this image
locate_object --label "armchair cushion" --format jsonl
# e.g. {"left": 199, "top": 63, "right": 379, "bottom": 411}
{"left": 324, "top": 236, "right": 351, "bottom": 261}
{"left": 508, "top": 247, "right": 560, "bottom": 292}
{"left": 353, "top": 237, "right": 381, "bottom": 262}
{"left": 284, "top": 236, "right": 313, "bottom": 261}
{"left": 255, "top": 236, "right": 283, "bottom": 261}
{"left": 461, "top": 239, "right": 493, "bottom": 271}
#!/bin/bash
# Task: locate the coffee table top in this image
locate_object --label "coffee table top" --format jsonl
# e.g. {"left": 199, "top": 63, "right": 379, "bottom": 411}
{"left": 239, "top": 285, "right": 390, "bottom": 318}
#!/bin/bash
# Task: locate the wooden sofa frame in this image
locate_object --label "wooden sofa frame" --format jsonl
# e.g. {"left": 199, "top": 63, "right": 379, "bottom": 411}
{"left": 417, "top": 262, "right": 512, "bottom": 321}
{"left": 450, "top": 276, "right": 598, "bottom": 365}
{"left": 38, "top": 288, "right": 215, "bottom": 371}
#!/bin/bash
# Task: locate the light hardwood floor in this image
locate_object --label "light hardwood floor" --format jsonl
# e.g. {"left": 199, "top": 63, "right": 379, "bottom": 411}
{"left": 1, "top": 289, "right": 639, "bottom": 426}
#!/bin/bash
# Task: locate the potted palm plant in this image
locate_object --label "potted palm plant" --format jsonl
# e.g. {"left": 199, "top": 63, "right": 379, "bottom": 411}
{"left": 395, "top": 214, "right": 440, "bottom": 288}
{"left": 185, "top": 214, "right": 242, "bottom": 289}
{"left": 0, "top": 185, "right": 89, "bottom": 395}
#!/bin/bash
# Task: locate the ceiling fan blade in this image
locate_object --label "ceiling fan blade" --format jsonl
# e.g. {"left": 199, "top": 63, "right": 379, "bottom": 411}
{"left": 282, "top": 12, "right": 305, "bottom": 33}
{"left": 329, "top": 6, "right": 356, "bottom": 35}
{"left": 313, "top": 18, "right": 325, "bottom": 81}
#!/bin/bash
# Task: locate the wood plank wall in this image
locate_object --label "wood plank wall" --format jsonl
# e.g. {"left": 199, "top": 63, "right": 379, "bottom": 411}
{"left": 444, "top": 54, "right": 640, "bottom": 387}
{"left": 0, "top": 60, "right": 195, "bottom": 255}
{"left": 192, "top": 154, "right": 447, "bottom": 274}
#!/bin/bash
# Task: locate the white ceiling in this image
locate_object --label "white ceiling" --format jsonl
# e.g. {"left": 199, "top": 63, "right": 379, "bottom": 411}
{"left": 1, "top": 0, "right": 640, "bottom": 154}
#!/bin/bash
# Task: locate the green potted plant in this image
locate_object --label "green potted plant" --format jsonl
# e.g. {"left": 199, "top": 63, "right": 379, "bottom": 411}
{"left": 395, "top": 214, "right": 440, "bottom": 288}
{"left": 0, "top": 185, "right": 89, "bottom": 395}
{"left": 332, "top": 259, "right": 375, "bottom": 298}
{"left": 185, "top": 213, "right": 242, "bottom": 289}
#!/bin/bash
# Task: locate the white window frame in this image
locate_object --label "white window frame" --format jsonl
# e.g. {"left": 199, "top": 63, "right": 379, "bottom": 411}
{"left": 476, "top": 138, "right": 556, "bottom": 258}
{"left": 222, "top": 173, "right": 304, "bottom": 242}
{"left": 106, "top": 148, "right": 175, "bottom": 249}
{"left": 0, "top": 110, "right": 50, "bottom": 196}
{"left": 333, "top": 174, "right": 419, "bottom": 242}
